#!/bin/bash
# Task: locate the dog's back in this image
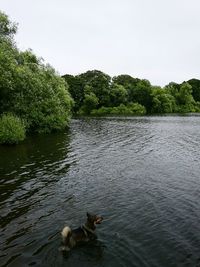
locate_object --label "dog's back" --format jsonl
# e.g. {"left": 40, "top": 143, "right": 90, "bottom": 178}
{"left": 61, "top": 213, "right": 103, "bottom": 251}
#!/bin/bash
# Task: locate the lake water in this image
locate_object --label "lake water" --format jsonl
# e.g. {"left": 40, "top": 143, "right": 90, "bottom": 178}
{"left": 0, "top": 116, "right": 200, "bottom": 267}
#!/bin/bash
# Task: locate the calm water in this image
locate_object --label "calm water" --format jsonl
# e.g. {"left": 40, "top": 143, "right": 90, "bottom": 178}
{"left": 0, "top": 116, "right": 200, "bottom": 267}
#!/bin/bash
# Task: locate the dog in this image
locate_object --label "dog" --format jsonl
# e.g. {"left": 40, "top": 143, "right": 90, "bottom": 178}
{"left": 61, "top": 212, "right": 103, "bottom": 251}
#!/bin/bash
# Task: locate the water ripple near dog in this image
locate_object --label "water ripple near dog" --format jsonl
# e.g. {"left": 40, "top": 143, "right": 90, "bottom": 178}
{"left": 1, "top": 116, "right": 200, "bottom": 266}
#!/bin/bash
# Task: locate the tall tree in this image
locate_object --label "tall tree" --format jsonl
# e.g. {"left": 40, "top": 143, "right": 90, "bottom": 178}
{"left": 129, "top": 79, "right": 153, "bottom": 112}
{"left": 62, "top": 74, "right": 84, "bottom": 112}
{"left": 151, "top": 87, "right": 176, "bottom": 113}
{"left": 79, "top": 70, "right": 111, "bottom": 107}
{"left": 110, "top": 83, "right": 128, "bottom": 106}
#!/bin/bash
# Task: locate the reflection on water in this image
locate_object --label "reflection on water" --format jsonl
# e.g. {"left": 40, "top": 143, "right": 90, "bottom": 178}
{"left": 1, "top": 116, "right": 200, "bottom": 267}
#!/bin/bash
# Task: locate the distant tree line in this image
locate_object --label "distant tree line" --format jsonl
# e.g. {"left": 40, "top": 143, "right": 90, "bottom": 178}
{"left": 62, "top": 71, "right": 200, "bottom": 116}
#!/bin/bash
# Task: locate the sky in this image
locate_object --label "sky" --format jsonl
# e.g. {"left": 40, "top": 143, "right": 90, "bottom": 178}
{"left": 1, "top": 0, "right": 200, "bottom": 86}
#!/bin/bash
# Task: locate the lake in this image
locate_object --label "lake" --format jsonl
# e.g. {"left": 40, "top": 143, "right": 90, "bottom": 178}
{"left": 0, "top": 116, "right": 200, "bottom": 267}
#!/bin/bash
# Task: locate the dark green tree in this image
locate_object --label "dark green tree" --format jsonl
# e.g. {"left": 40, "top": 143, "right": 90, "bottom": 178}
{"left": 112, "top": 74, "right": 139, "bottom": 88}
{"left": 62, "top": 74, "right": 84, "bottom": 112}
{"left": 110, "top": 83, "right": 128, "bottom": 106}
{"left": 129, "top": 79, "right": 153, "bottom": 112}
{"left": 79, "top": 92, "right": 99, "bottom": 115}
{"left": 187, "top": 78, "right": 200, "bottom": 102}
{"left": 79, "top": 70, "right": 111, "bottom": 107}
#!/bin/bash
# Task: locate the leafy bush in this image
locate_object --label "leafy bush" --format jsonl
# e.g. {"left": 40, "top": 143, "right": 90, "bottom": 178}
{"left": 91, "top": 106, "right": 113, "bottom": 116}
{"left": 91, "top": 103, "right": 146, "bottom": 116}
{"left": 126, "top": 102, "right": 146, "bottom": 115}
{"left": 78, "top": 92, "right": 99, "bottom": 115}
{"left": 194, "top": 102, "right": 200, "bottom": 112}
{"left": 175, "top": 104, "right": 197, "bottom": 113}
{"left": 0, "top": 114, "right": 26, "bottom": 144}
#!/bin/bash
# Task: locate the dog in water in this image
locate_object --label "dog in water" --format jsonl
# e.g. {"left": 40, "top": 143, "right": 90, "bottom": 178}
{"left": 61, "top": 212, "right": 103, "bottom": 251}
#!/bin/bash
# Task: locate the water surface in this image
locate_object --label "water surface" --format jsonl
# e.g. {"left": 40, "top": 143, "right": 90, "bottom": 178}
{"left": 1, "top": 116, "right": 200, "bottom": 267}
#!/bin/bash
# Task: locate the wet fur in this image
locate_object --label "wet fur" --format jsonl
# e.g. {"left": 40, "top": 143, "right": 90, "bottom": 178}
{"left": 61, "top": 213, "right": 103, "bottom": 251}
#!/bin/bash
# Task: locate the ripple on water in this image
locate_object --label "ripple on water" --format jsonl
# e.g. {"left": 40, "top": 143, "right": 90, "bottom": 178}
{"left": 1, "top": 116, "right": 200, "bottom": 267}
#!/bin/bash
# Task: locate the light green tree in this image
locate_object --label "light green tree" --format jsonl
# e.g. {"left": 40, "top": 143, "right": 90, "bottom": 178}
{"left": 151, "top": 87, "right": 176, "bottom": 113}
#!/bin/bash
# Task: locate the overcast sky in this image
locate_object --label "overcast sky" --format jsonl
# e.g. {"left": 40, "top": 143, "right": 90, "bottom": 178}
{"left": 1, "top": 0, "right": 200, "bottom": 86}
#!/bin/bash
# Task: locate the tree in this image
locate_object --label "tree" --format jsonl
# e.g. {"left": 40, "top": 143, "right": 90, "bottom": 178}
{"left": 0, "top": 11, "right": 17, "bottom": 40}
{"left": 109, "top": 83, "right": 128, "bottom": 106}
{"left": 129, "top": 79, "right": 153, "bottom": 112}
{"left": 79, "top": 70, "right": 111, "bottom": 107}
{"left": 187, "top": 78, "right": 200, "bottom": 102}
{"left": 165, "top": 82, "right": 180, "bottom": 98}
{"left": 151, "top": 87, "right": 176, "bottom": 113}
{"left": 79, "top": 92, "right": 99, "bottom": 115}
{"left": 177, "top": 82, "right": 193, "bottom": 106}
{"left": 165, "top": 82, "right": 196, "bottom": 112}
{"left": 62, "top": 74, "right": 84, "bottom": 112}
{"left": 0, "top": 11, "right": 73, "bottom": 134}
{"left": 112, "top": 74, "right": 139, "bottom": 88}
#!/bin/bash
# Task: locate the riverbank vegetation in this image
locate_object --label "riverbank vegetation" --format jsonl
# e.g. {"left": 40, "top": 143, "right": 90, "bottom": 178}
{"left": 0, "top": 11, "right": 73, "bottom": 144}
{"left": 63, "top": 71, "right": 200, "bottom": 117}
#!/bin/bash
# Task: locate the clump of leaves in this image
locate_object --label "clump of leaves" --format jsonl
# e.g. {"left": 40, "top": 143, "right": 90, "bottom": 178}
{"left": 0, "top": 113, "right": 26, "bottom": 144}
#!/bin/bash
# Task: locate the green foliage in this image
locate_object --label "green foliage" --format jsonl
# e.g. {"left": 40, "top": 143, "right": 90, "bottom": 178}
{"left": 177, "top": 82, "right": 193, "bottom": 106}
{"left": 0, "top": 11, "right": 73, "bottom": 135}
{"left": 165, "top": 82, "right": 180, "bottom": 97}
{"left": 79, "top": 92, "right": 99, "bottom": 115}
{"left": 91, "top": 103, "right": 146, "bottom": 116}
{"left": 63, "top": 70, "right": 111, "bottom": 111}
{"left": 110, "top": 83, "right": 128, "bottom": 106}
{"left": 64, "top": 69, "right": 200, "bottom": 116}
{"left": 165, "top": 82, "right": 196, "bottom": 113}
{"left": 12, "top": 62, "right": 73, "bottom": 133}
{"left": 151, "top": 87, "right": 176, "bottom": 113}
{"left": 187, "top": 79, "right": 200, "bottom": 102}
{"left": 91, "top": 106, "right": 112, "bottom": 116}
{"left": 0, "top": 114, "right": 26, "bottom": 144}
{"left": 112, "top": 75, "right": 139, "bottom": 89}
{"left": 125, "top": 102, "right": 146, "bottom": 115}
{"left": 62, "top": 74, "right": 84, "bottom": 112}
{"left": 79, "top": 70, "right": 111, "bottom": 106}
{"left": 130, "top": 79, "right": 153, "bottom": 112}
{"left": 0, "top": 11, "right": 17, "bottom": 40}
{"left": 194, "top": 102, "right": 200, "bottom": 112}
{"left": 177, "top": 83, "right": 196, "bottom": 113}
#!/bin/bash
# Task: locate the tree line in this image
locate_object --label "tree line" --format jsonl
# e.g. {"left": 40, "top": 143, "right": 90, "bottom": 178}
{"left": 1, "top": 10, "right": 200, "bottom": 144}
{"left": 62, "top": 71, "right": 200, "bottom": 116}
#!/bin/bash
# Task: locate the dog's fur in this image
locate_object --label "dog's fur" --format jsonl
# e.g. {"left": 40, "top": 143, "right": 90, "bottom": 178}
{"left": 61, "top": 212, "right": 103, "bottom": 251}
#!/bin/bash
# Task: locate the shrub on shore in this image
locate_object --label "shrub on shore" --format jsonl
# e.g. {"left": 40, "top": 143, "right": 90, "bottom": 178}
{"left": 0, "top": 114, "right": 26, "bottom": 144}
{"left": 91, "top": 103, "right": 146, "bottom": 116}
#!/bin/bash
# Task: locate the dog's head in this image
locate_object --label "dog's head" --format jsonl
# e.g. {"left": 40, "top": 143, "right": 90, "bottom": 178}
{"left": 86, "top": 212, "right": 103, "bottom": 225}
